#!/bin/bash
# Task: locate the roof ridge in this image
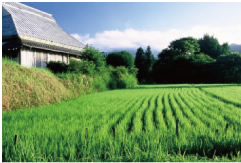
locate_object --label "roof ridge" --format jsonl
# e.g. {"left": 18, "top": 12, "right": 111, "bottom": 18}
{"left": 3, "top": 2, "right": 52, "bottom": 17}
{"left": 3, "top": 2, "right": 55, "bottom": 22}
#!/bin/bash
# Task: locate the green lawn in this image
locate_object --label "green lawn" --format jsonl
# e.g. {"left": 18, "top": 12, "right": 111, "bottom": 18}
{"left": 2, "top": 84, "right": 241, "bottom": 161}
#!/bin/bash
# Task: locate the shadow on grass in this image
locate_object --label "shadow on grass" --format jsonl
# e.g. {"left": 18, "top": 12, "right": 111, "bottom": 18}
{"left": 130, "top": 84, "right": 241, "bottom": 90}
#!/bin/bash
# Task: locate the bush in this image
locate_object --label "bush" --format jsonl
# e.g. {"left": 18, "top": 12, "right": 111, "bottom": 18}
{"left": 109, "top": 66, "right": 137, "bottom": 89}
{"left": 81, "top": 46, "right": 106, "bottom": 70}
{"left": 46, "top": 61, "right": 68, "bottom": 73}
{"left": 56, "top": 73, "right": 93, "bottom": 96}
{"left": 68, "top": 59, "right": 96, "bottom": 75}
{"left": 106, "top": 51, "right": 134, "bottom": 68}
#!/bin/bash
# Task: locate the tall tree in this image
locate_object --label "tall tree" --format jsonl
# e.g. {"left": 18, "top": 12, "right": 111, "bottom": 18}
{"left": 144, "top": 46, "right": 155, "bottom": 83}
{"left": 198, "top": 34, "right": 222, "bottom": 59}
{"left": 145, "top": 46, "right": 155, "bottom": 68}
{"left": 135, "top": 47, "right": 145, "bottom": 82}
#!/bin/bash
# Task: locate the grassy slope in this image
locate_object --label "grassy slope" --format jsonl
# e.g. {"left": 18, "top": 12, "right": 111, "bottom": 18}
{"left": 2, "top": 60, "right": 70, "bottom": 111}
{"left": 2, "top": 85, "right": 241, "bottom": 161}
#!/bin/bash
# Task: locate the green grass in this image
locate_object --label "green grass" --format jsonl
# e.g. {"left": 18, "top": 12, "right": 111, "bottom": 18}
{"left": 2, "top": 84, "right": 241, "bottom": 161}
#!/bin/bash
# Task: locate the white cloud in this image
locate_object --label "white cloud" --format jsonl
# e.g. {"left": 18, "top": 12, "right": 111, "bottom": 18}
{"left": 71, "top": 25, "right": 241, "bottom": 52}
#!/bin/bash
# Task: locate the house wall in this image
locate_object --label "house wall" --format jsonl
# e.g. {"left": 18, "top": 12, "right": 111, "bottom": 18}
{"left": 20, "top": 47, "right": 69, "bottom": 68}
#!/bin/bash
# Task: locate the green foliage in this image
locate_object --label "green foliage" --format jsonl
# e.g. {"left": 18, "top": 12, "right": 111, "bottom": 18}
{"left": 158, "top": 48, "right": 178, "bottom": 63}
{"left": 2, "top": 57, "right": 19, "bottom": 65}
{"left": 221, "top": 43, "right": 230, "bottom": 55}
{"left": 188, "top": 53, "right": 216, "bottom": 64}
{"left": 135, "top": 47, "right": 146, "bottom": 82}
{"left": 106, "top": 51, "right": 134, "bottom": 68}
{"left": 108, "top": 66, "right": 137, "bottom": 89}
{"left": 3, "top": 85, "right": 241, "bottom": 161}
{"left": 169, "top": 37, "right": 200, "bottom": 55}
{"left": 198, "top": 34, "right": 223, "bottom": 59}
{"left": 56, "top": 73, "right": 94, "bottom": 96}
{"left": 144, "top": 46, "right": 155, "bottom": 80}
{"left": 135, "top": 46, "right": 155, "bottom": 83}
{"left": 68, "top": 59, "right": 96, "bottom": 75}
{"left": 81, "top": 46, "right": 106, "bottom": 70}
{"left": 157, "top": 37, "right": 200, "bottom": 64}
{"left": 46, "top": 61, "right": 68, "bottom": 73}
{"left": 214, "top": 54, "right": 241, "bottom": 82}
{"left": 151, "top": 35, "right": 237, "bottom": 83}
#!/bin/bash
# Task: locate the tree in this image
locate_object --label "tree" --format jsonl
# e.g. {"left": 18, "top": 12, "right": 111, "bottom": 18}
{"left": 198, "top": 34, "right": 222, "bottom": 59}
{"left": 106, "top": 51, "right": 134, "bottom": 68}
{"left": 143, "top": 46, "right": 155, "bottom": 82}
{"left": 158, "top": 37, "right": 200, "bottom": 64}
{"left": 169, "top": 37, "right": 200, "bottom": 56}
{"left": 81, "top": 46, "right": 106, "bottom": 70}
{"left": 158, "top": 48, "right": 178, "bottom": 64}
{"left": 214, "top": 54, "right": 241, "bottom": 82}
{"left": 221, "top": 43, "right": 230, "bottom": 55}
{"left": 144, "top": 46, "right": 155, "bottom": 69}
{"left": 134, "top": 47, "right": 145, "bottom": 82}
{"left": 134, "top": 46, "right": 155, "bottom": 83}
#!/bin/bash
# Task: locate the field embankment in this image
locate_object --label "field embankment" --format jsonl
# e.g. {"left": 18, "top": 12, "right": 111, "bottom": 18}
{"left": 2, "top": 60, "right": 92, "bottom": 111}
{"left": 2, "top": 58, "right": 137, "bottom": 111}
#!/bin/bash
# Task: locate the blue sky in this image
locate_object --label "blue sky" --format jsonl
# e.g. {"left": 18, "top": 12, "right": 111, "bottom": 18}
{"left": 23, "top": 2, "right": 241, "bottom": 52}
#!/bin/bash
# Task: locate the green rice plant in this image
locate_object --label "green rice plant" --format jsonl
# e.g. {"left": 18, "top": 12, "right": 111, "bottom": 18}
{"left": 2, "top": 84, "right": 241, "bottom": 161}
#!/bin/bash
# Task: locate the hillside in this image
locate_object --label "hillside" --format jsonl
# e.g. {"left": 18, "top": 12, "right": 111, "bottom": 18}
{"left": 2, "top": 59, "right": 71, "bottom": 111}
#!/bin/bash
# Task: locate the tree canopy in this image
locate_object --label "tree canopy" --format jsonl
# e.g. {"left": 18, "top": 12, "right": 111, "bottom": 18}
{"left": 134, "top": 34, "right": 240, "bottom": 84}
{"left": 134, "top": 46, "right": 155, "bottom": 83}
{"left": 169, "top": 37, "right": 200, "bottom": 56}
{"left": 198, "top": 34, "right": 223, "bottom": 59}
{"left": 106, "top": 51, "right": 134, "bottom": 68}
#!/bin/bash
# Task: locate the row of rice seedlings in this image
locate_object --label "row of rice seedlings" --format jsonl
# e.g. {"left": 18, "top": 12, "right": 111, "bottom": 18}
{"left": 189, "top": 90, "right": 227, "bottom": 126}
{"left": 168, "top": 92, "right": 192, "bottom": 131}
{"left": 178, "top": 89, "right": 215, "bottom": 129}
{"left": 87, "top": 94, "right": 136, "bottom": 126}
{"left": 193, "top": 89, "right": 241, "bottom": 129}
{"left": 62, "top": 94, "right": 128, "bottom": 128}
{"left": 197, "top": 88, "right": 241, "bottom": 117}
{"left": 144, "top": 93, "right": 159, "bottom": 132}
{"left": 95, "top": 94, "right": 142, "bottom": 133}
{"left": 131, "top": 95, "right": 154, "bottom": 134}
{"left": 154, "top": 94, "right": 167, "bottom": 132}
{"left": 112, "top": 94, "right": 148, "bottom": 135}
{"left": 203, "top": 87, "right": 241, "bottom": 105}
{"left": 163, "top": 93, "right": 176, "bottom": 130}
{"left": 174, "top": 92, "right": 206, "bottom": 130}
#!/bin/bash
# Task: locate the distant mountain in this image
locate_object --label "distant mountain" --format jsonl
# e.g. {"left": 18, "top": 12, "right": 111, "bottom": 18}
{"left": 230, "top": 44, "right": 241, "bottom": 52}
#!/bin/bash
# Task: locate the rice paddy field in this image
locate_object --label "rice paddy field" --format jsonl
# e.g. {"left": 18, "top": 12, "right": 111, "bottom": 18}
{"left": 2, "top": 84, "right": 241, "bottom": 161}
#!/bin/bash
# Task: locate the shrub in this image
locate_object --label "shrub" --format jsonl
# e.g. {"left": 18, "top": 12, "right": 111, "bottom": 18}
{"left": 81, "top": 46, "right": 106, "bottom": 70}
{"left": 56, "top": 73, "right": 93, "bottom": 96}
{"left": 109, "top": 66, "right": 137, "bottom": 89}
{"left": 46, "top": 61, "right": 68, "bottom": 73}
{"left": 68, "top": 59, "right": 96, "bottom": 75}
